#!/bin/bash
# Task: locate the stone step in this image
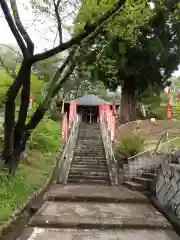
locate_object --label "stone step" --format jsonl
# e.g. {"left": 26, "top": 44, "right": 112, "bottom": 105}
{"left": 74, "top": 157, "right": 106, "bottom": 160}
{"left": 71, "top": 162, "right": 107, "bottom": 167}
{"left": 70, "top": 169, "right": 109, "bottom": 174}
{"left": 69, "top": 169, "right": 109, "bottom": 178}
{"left": 74, "top": 152, "right": 106, "bottom": 156}
{"left": 78, "top": 137, "right": 102, "bottom": 139}
{"left": 78, "top": 135, "right": 101, "bottom": 137}
{"left": 77, "top": 140, "right": 103, "bottom": 142}
{"left": 29, "top": 201, "right": 172, "bottom": 230}
{"left": 76, "top": 143, "right": 103, "bottom": 146}
{"left": 67, "top": 179, "right": 110, "bottom": 185}
{"left": 76, "top": 146, "right": 104, "bottom": 149}
{"left": 71, "top": 161, "right": 107, "bottom": 166}
{"left": 79, "top": 131, "right": 101, "bottom": 133}
{"left": 78, "top": 136, "right": 101, "bottom": 138}
{"left": 72, "top": 159, "right": 107, "bottom": 163}
{"left": 142, "top": 173, "right": 158, "bottom": 180}
{"left": 72, "top": 161, "right": 107, "bottom": 164}
{"left": 79, "top": 132, "right": 101, "bottom": 134}
{"left": 75, "top": 149, "right": 104, "bottom": 152}
{"left": 75, "top": 157, "right": 106, "bottom": 160}
{"left": 74, "top": 156, "right": 106, "bottom": 160}
{"left": 79, "top": 125, "right": 100, "bottom": 127}
{"left": 45, "top": 185, "right": 149, "bottom": 203}
{"left": 68, "top": 174, "right": 109, "bottom": 179}
{"left": 124, "top": 181, "right": 146, "bottom": 191}
{"left": 78, "top": 140, "right": 102, "bottom": 142}
{"left": 78, "top": 130, "right": 101, "bottom": 132}
{"left": 70, "top": 165, "right": 108, "bottom": 170}
{"left": 75, "top": 148, "right": 104, "bottom": 151}
{"left": 72, "top": 162, "right": 107, "bottom": 166}
{"left": 68, "top": 175, "right": 110, "bottom": 183}
{"left": 134, "top": 177, "right": 153, "bottom": 190}
{"left": 75, "top": 146, "right": 104, "bottom": 149}
{"left": 77, "top": 139, "right": 102, "bottom": 141}
{"left": 76, "top": 142, "right": 104, "bottom": 149}
{"left": 74, "top": 152, "right": 105, "bottom": 155}
{"left": 75, "top": 147, "right": 104, "bottom": 150}
{"left": 71, "top": 163, "right": 108, "bottom": 171}
{"left": 79, "top": 127, "right": 100, "bottom": 129}
{"left": 19, "top": 228, "right": 178, "bottom": 240}
{"left": 74, "top": 152, "right": 105, "bottom": 156}
{"left": 70, "top": 169, "right": 108, "bottom": 174}
{"left": 69, "top": 174, "right": 109, "bottom": 179}
{"left": 73, "top": 157, "right": 106, "bottom": 161}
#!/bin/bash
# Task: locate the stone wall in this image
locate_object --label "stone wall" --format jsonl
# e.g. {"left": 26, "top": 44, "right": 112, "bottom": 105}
{"left": 122, "top": 153, "right": 163, "bottom": 181}
{"left": 155, "top": 165, "right": 180, "bottom": 219}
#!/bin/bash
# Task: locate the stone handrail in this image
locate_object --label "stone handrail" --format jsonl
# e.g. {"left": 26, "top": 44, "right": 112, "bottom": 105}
{"left": 100, "top": 121, "right": 118, "bottom": 185}
{"left": 57, "top": 115, "right": 80, "bottom": 184}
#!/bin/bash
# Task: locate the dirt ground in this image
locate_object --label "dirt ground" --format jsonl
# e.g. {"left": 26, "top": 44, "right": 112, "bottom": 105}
{"left": 115, "top": 119, "right": 180, "bottom": 150}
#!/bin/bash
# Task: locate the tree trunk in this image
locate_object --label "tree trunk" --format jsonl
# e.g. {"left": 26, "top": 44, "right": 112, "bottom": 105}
{"left": 13, "top": 63, "right": 32, "bottom": 168}
{"left": 120, "top": 79, "right": 136, "bottom": 124}
{"left": 2, "top": 61, "right": 32, "bottom": 173}
{"left": 22, "top": 103, "right": 48, "bottom": 150}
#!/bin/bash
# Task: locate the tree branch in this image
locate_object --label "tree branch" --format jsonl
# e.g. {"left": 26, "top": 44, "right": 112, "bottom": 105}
{"left": 0, "top": 0, "right": 27, "bottom": 56}
{"left": 53, "top": 0, "right": 63, "bottom": 44}
{"left": 52, "top": 60, "right": 76, "bottom": 98}
{"left": 53, "top": 29, "right": 58, "bottom": 48}
{"left": 10, "top": 0, "right": 34, "bottom": 55}
{"left": 31, "top": 0, "right": 126, "bottom": 63}
{"left": 24, "top": 58, "right": 76, "bottom": 137}
{"left": 44, "top": 46, "right": 77, "bottom": 102}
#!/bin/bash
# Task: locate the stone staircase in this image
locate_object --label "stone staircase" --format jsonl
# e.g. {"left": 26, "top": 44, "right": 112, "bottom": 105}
{"left": 19, "top": 184, "right": 179, "bottom": 239}
{"left": 124, "top": 154, "right": 180, "bottom": 194}
{"left": 17, "top": 123, "right": 180, "bottom": 239}
{"left": 124, "top": 170, "right": 159, "bottom": 194}
{"left": 68, "top": 123, "right": 110, "bottom": 185}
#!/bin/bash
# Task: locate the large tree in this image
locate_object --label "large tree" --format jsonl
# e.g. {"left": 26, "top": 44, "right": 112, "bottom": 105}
{"left": 78, "top": 0, "right": 180, "bottom": 123}
{"left": 0, "top": 0, "right": 126, "bottom": 173}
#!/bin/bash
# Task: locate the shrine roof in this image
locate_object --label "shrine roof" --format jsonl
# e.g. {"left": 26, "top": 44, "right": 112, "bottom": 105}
{"left": 77, "top": 95, "right": 109, "bottom": 106}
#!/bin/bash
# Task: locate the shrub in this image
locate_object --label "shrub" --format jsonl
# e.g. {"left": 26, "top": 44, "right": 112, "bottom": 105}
{"left": 115, "top": 134, "right": 144, "bottom": 160}
{"left": 28, "top": 116, "right": 60, "bottom": 152}
{"left": 50, "top": 108, "right": 61, "bottom": 121}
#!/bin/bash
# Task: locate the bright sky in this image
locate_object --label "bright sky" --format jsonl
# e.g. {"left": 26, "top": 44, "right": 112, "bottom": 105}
{"left": 0, "top": 0, "right": 74, "bottom": 53}
{"left": 0, "top": 1, "right": 180, "bottom": 77}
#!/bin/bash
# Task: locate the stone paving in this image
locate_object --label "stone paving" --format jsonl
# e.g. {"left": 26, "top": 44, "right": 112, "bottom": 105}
{"left": 19, "top": 228, "right": 180, "bottom": 240}
{"left": 44, "top": 184, "right": 149, "bottom": 203}
{"left": 18, "top": 184, "right": 180, "bottom": 239}
{"left": 29, "top": 201, "right": 171, "bottom": 229}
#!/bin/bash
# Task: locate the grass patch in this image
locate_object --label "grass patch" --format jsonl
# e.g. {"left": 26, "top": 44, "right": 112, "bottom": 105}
{"left": 115, "top": 119, "right": 180, "bottom": 152}
{"left": 0, "top": 117, "right": 61, "bottom": 225}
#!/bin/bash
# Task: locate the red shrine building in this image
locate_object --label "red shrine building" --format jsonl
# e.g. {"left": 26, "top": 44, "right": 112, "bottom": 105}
{"left": 57, "top": 95, "right": 120, "bottom": 123}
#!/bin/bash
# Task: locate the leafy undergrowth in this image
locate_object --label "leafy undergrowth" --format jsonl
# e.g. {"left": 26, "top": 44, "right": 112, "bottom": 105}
{"left": 115, "top": 134, "right": 145, "bottom": 160}
{"left": 0, "top": 117, "right": 60, "bottom": 225}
